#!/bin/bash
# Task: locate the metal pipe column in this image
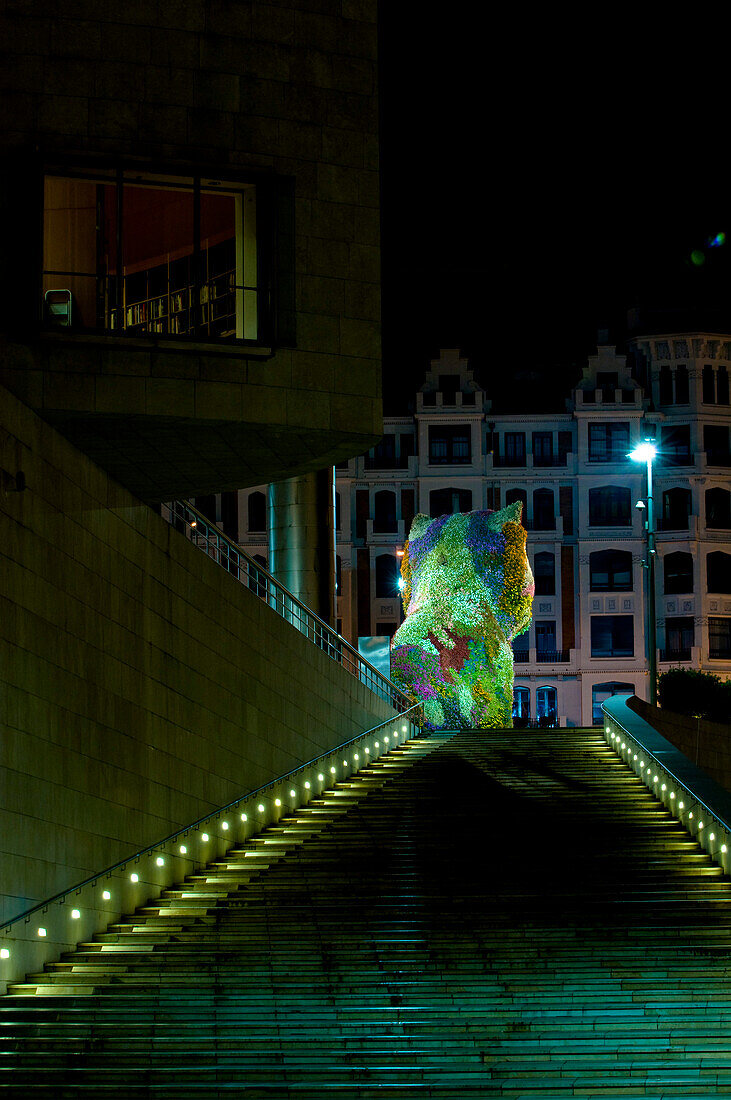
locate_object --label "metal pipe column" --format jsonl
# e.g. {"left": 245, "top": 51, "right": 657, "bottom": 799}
{"left": 268, "top": 469, "right": 336, "bottom": 626}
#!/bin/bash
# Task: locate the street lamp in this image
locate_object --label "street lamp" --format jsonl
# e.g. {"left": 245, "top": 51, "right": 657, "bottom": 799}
{"left": 629, "top": 440, "right": 658, "bottom": 706}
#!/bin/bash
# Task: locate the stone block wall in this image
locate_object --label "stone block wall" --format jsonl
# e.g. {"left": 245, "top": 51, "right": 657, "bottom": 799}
{"left": 0, "top": 382, "right": 394, "bottom": 923}
{"left": 0, "top": 0, "right": 382, "bottom": 496}
{"left": 629, "top": 696, "right": 731, "bottom": 794}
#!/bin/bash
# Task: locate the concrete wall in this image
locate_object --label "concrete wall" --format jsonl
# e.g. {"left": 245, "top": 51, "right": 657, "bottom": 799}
{"left": 0, "top": 0, "right": 382, "bottom": 498}
{"left": 0, "top": 383, "right": 394, "bottom": 923}
{"left": 629, "top": 696, "right": 731, "bottom": 794}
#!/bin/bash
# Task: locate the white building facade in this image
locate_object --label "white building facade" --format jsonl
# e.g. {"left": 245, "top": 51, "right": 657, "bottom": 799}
{"left": 221, "top": 339, "right": 731, "bottom": 727}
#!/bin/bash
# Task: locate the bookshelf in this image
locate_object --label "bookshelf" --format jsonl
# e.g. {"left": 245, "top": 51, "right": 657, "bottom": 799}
{"left": 109, "top": 238, "right": 238, "bottom": 338}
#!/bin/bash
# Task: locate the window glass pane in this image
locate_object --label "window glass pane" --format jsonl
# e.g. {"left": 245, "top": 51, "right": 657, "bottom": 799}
{"left": 661, "top": 425, "right": 691, "bottom": 466}
{"left": 43, "top": 175, "right": 117, "bottom": 329}
{"left": 664, "top": 552, "right": 693, "bottom": 595}
{"left": 703, "top": 365, "right": 716, "bottom": 404}
{"left": 591, "top": 616, "right": 634, "bottom": 657}
{"left": 590, "top": 549, "right": 632, "bottom": 591}
{"left": 706, "top": 488, "right": 731, "bottom": 528}
{"left": 674, "top": 366, "right": 689, "bottom": 403}
{"left": 535, "top": 622, "right": 556, "bottom": 652}
{"left": 589, "top": 487, "right": 631, "bottom": 526}
{"left": 591, "top": 681, "right": 634, "bottom": 724}
{"left": 709, "top": 617, "right": 731, "bottom": 657}
{"left": 534, "top": 552, "right": 555, "bottom": 595}
{"left": 707, "top": 552, "right": 731, "bottom": 594}
{"left": 512, "top": 686, "right": 530, "bottom": 721}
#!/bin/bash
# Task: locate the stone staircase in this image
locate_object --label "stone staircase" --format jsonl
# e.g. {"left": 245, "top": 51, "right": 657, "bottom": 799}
{"left": 3, "top": 728, "right": 731, "bottom": 1097}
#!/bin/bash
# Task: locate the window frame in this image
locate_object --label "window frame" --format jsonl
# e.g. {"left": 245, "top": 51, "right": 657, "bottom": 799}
{"left": 40, "top": 162, "right": 274, "bottom": 347}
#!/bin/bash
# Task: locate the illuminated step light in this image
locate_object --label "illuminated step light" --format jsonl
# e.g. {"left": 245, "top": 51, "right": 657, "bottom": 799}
{"left": 37, "top": 928, "right": 47, "bottom": 938}
{"left": 633, "top": 754, "right": 638, "bottom": 761}
{"left": 670, "top": 793, "right": 676, "bottom": 800}
{"left": 402, "top": 725, "right": 407, "bottom": 732}
{"left": 0, "top": 949, "right": 9, "bottom": 959}
{"left": 354, "top": 754, "right": 359, "bottom": 761}
{"left": 342, "top": 761, "right": 348, "bottom": 768}
{"left": 156, "top": 857, "right": 165, "bottom": 867}
{"left": 201, "top": 833, "right": 209, "bottom": 843}
{"left": 317, "top": 774, "right": 324, "bottom": 782}
{"left": 679, "top": 801, "right": 685, "bottom": 809}
{"left": 71, "top": 909, "right": 80, "bottom": 920}
{"left": 699, "top": 821, "right": 704, "bottom": 829}
{"left": 289, "top": 789, "right": 296, "bottom": 797}
{"left": 710, "top": 833, "right": 716, "bottom": 841}
{"left": 384, "top": 737, "right": 389, "bottom": 744}
{"left": 330, "top": 767, "right": 336, "bottom": 774}
{"left": 274, "top": 799, "right": 281, "bottom": 807}
{"left": 221, "top": 822, "right": 229, "bottom": 831}
{"left": 364, "top": 749, "right": 370, "bottom": 756}
{"left": 661, "top": 784, "right": 667, "bottom": 792}
{"left": 688, "top": 813, "right": 693, "bottom": 820}
{"left": 722, "top": 845, "right": 728, "bottom": 854}
{"left": 621, "top": 742, "right": 626, "bottom": 749}
{"left": 130, "top": 873, "right": 139, "bottom": 883}
{"left": 102, "top": 890, "right": 111, "bottom": 901}
{"left": 241, "top": 813, "right": 248, "bottom": 822}
{"left": 375, "top": 742, "right": 380, "bottom": 749}
{"left": 257, "top": 804, "right": 265, "bottom": 813}
{"left": 179, "top": 845, "right": 187, "bottom": 855}
{"left": 304, "top": 781, "right": 310, "bottom": 790}
{"left": 639, "top": 760, "right": 645, "bottom": 768}
{"left": 653, "top": 775, "right": 659, "bottom": 783}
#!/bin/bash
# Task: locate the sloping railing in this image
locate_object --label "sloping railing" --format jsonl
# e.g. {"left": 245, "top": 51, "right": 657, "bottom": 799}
{"left": 602, "top": 694, "right": 731, "bottom": 879}
{"left": 161, "top": 500, "right": 409, "bottom": 712}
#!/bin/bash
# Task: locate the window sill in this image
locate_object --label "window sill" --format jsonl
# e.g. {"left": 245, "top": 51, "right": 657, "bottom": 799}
{"left": 36, "top": 328, "right": 275, "bottom": 359}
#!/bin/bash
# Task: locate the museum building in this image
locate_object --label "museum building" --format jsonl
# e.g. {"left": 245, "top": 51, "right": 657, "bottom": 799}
{"left": 233, "top": 342, "right": 731, "bottom": 728}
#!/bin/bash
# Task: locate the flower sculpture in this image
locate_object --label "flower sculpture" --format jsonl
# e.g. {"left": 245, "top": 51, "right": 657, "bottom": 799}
{"left": 391, "top": 503, "right": 534, "bottom": 729}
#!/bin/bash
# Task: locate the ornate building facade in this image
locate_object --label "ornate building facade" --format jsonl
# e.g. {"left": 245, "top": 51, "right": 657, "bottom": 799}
{"left": 234, "top": 340, "right": 731, "bottom": 727}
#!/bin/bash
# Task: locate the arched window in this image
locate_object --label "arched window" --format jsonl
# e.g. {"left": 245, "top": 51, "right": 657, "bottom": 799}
{"left": 512, "top": 686, "right": 531, "bottom": 725}
{"left": 591, "top": 682, "right": 634, "bottom": 725}
{"left": 533, "top": 488, "right": 555, "bottom": 530}
{"left": 247, "top": 491, "right": 266, "bottom": 532}
{"left": 429, "top": 487, "right": 472, "bottom": 518}
{"left": 373, "top": 490, "right": 397, "bottom": 533}
{"left": 706, "top": 487, "right": 731, "bottom": 529}
{"left": 707, "top": 551, "right": 731, "bottom": 594}
{"left": 664, "top": 551, "right": 693, "bottom": 595}
{"left": 588, "top": 486, "right": 631, "bottom": 526}
{"left": 533, "top": 551, "right": 555, "bottom": 595}
{"left": 505, "top": 488, "right": 527, "bottom": 527}
{"left": 536, "top": 686, "right": 557, "bottom": 725}
{"left": 589, "top": 549, "right": 632, "bottom": 591}
{"left": 661, "top": 487, "right": 691, "bottom": 530}
{"left": 375, "top": 553, "right": 400, "bottom": 597}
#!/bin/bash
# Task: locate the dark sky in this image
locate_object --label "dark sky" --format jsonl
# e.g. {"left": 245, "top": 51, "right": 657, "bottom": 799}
{"left": 377, "top": 14, "right": 730, "bottom": 413}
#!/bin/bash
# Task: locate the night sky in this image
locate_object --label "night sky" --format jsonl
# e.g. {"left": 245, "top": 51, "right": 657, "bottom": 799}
{"left": 377, "top": 14, "right": 730, "bottom": 414}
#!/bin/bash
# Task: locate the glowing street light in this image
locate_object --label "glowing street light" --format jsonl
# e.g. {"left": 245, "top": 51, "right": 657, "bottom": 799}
{"left": 629, "top": 439, "right": 658, "bottom": 705}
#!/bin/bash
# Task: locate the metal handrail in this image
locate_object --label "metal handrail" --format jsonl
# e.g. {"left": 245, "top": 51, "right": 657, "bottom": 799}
{"left": 601, "top": 695, "right": 731, "bottom": 876}
{"left": 161, "top": 500, "right": 410, "bottom": 712}
{"left": 0, "top": 706, "right": 421, "bottom": 937}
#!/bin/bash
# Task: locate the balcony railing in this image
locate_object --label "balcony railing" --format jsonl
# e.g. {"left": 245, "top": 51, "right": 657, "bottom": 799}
{"left": 513, "top": 649, "right": 530, "bottom": 663}
{"left": 709, "top": 646, "right": 731, "bottom": 660}
{"left": 493, "top": 454, "right": 526, "bottom": 467}
{"left": 536, "top": 649, "right": 570, "bottom": 663}
{"left": 162, "top": 501, "right": 410, "bottom": 712}
{"left": 363, "top": 455, "right": 411, "bottom": 470}
{"left": 532, "top": 454, "right": 569, "bottom": 467}
{"left": 659, "top": 648, "right": 692, "bottom": 662}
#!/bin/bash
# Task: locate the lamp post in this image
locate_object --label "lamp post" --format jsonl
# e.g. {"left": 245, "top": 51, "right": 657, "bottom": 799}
{"left": 629, "top": 440, "right": 658, "bottom": 706}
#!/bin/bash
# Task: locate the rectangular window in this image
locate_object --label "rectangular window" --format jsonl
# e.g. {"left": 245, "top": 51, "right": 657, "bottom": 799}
{"left": 428, "top": 426, "right": 471, "bottom": 465}
{"left": 42, "top": 170, "right": 260, "bottom": 341}
{"left": 660, "top": 424, "right": 691, "bottom": 466}
{"left": 665, "top": 616, "right": 694, "bottom": 658}
{"left": 588, "top": 422, "right": 630, "bottom": 462}
{"left": 532, "top": 432, "right": 553, "bottom": 465}
{"left": 704, "top": 424, "right": 730, "bottom": 465}
{"left": 503, "top": 432, "right": 526, "bottom": 466}
{"left": 535, "top": 621, "right": 557, "bottom": 654}
{"left": 591, "top": 615, "right": 634, "bottom": 657}
{"left": 709, "top": 617, "right": 731, "bottom": 658}
{"left": 588, "top": 486, "right": 631, "bottom": 526}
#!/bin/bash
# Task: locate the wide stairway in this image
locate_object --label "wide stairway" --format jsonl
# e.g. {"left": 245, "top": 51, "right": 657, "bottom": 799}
{"left": 3, "top": 728, "right": 731, "bottom": 1098}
